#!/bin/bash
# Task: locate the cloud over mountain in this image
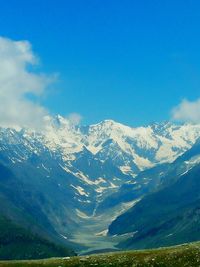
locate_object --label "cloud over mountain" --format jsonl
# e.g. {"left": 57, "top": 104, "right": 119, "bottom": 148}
{"left": 172, "top": 98, "right": 200, "bottom": 123}
{"left": 0, "top": 36, "right": 55, "bottom": 130}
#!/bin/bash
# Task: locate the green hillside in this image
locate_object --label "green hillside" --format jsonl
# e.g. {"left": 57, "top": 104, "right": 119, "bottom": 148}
{"left": 0, "top": 217, "right": 75, "bottom": 260}
{"left": 1, "top": 241, "right": 200, "bottom": 266}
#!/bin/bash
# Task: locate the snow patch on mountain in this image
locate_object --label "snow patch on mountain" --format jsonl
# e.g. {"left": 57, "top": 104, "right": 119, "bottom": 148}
{"left": 40, "top": 117, "right": 200, "bottom": 173}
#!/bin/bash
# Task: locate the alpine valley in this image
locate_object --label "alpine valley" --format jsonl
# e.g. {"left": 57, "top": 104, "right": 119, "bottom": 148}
{"left": 0, "top": 115, "right": 200, "bottom": 259}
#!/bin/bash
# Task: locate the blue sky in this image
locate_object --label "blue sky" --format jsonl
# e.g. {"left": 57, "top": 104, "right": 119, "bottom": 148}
{"left": 0, "top": 0, "right": 200, "bottom": 126}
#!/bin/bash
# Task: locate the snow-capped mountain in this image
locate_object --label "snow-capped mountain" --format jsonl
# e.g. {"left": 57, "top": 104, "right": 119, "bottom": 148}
{"left": 0, "top": 116, "right": 200, "bottom": 253}
{"left": 1, "top": 116, "right": 200, "bottom": 199}
{"left": 42, "top": 116, "right": 200, "bottom": 175}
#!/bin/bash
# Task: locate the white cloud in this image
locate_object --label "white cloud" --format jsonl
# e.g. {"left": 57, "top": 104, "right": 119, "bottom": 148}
{"left": 172, "top": 98, "right": 200, "bottom": 123}
{"left": 67, "top": 113, "right": 82, "bottom": 125}
{"left": 0, "top": 36, "right": 55, "bottom": 130}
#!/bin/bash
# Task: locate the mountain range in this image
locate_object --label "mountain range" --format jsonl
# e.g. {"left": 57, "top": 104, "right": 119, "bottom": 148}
{"left": 0, "top": 115, "right": 200, "bottom": 258}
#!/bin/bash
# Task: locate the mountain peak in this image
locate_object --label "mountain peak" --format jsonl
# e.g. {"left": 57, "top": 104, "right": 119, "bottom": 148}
{"left": 91, "top": 119, "right": 118, "bottom": 127}
{"left": 90, "top": 119, "right": 132, "bottom": 132}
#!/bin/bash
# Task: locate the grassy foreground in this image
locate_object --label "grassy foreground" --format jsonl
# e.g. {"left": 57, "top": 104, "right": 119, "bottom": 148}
{"left": 1, "top": 242, "right": 200, "bottom": 267}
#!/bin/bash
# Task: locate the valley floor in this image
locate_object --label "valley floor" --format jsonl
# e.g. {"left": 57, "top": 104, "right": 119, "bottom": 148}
{"left": 69, "top": 202, "right": 135, "bottom": 254}
{"left": 1, "top": 241, "right": 200, "bottom": 267}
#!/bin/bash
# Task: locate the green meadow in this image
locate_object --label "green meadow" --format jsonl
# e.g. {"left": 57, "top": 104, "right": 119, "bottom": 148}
{"left": 1, "top": 241, "right": 200, "bottom": 267}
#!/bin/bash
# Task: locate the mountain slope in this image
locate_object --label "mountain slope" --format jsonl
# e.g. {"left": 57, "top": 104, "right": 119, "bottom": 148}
{"left": 108, "top": 139, "right": 200, "bottom": 249}
{"left": 95, "top": 162, "right": 170, "bottom": 214}
{"left": 0, "top": 216, "right": 75, "bottom": 260}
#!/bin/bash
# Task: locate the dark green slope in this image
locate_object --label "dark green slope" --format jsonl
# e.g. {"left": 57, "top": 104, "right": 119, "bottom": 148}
{"left": 0, "top": 163, "right": 55, "bottom": 235}
{"left": 0, "top": 162, "right": 76, "bottom": 259}
{"left": 0, "top": 216, "right": 75, "bottom": 260}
